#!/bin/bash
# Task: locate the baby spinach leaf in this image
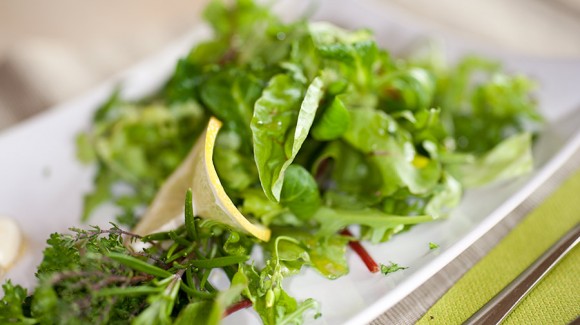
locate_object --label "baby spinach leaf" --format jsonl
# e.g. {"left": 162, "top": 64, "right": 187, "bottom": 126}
{"left": 312, "top": 141, "right": 382, "bottom": 198}
{"left": 280, "top": 164, "right": 321, "bottom": 220}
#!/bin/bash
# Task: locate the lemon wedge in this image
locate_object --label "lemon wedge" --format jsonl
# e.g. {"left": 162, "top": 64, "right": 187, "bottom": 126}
{"left": 132, "top": 117, "right": 271, "bottom": 241}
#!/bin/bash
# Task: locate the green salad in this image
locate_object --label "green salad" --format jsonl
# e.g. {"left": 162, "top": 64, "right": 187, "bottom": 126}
{"left": 1, "top": 0, "right": 541, "bottom": 324}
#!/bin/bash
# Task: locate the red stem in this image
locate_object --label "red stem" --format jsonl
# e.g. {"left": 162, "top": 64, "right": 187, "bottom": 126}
{"left": 223, "top": 298, "right": 253, "bottom": 317}
{"left": 340, "top": 228, "right": 380, "bottom": 273}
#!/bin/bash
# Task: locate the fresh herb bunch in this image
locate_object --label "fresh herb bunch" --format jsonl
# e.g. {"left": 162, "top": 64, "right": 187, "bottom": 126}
{"left": 1, "top": 192, "right": 320, "bottom": 324}
{"left": 2, "top": 0, "right": 542, "bottom": 323}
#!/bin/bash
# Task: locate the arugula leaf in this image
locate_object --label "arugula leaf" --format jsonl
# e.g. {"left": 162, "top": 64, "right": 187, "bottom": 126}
{"left": 313, "top": 207, "right": 435, "bottom": 238}
{"left": 237, "top": 238, "right": 319, "bottom": 325}
{"left": 277, "top": 298, "right": 320, "bottom": 325}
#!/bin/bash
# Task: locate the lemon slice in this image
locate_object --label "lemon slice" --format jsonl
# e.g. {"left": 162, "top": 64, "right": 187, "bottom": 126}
{"left": 132, "top": 117, "right": 271, "bottom": 241}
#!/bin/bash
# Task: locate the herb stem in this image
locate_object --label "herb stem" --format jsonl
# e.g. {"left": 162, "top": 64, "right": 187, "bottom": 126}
{"left": 340, "top": 228, "right": 379, "bottom": 273}
{"left": 223, "top": 298, "right": 253, "bottom": 317}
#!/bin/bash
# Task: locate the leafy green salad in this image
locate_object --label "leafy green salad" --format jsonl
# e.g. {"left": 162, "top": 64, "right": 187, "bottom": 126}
{"left": 1, "top": 0, "right": 541, "bottom": 324}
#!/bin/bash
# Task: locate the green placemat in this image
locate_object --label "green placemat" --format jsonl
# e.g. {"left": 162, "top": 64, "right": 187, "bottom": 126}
{"left": 418, "top": 168, "right": 580, "bottom": 324}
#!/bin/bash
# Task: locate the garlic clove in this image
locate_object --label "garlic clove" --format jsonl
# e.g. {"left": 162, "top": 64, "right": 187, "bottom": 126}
{"left": 0, "top": 216, "right": 23, "bottom": 273}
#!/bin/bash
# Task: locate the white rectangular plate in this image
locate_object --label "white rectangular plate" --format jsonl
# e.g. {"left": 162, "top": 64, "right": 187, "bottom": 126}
{"left": 2, "top": 1, "right": 580, "bottom": 324}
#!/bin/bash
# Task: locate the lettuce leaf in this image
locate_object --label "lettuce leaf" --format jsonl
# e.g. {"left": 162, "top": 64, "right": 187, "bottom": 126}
{"left": 343, "top": 109, "right": 442, "bottom": 196}
{"left": 265, "top": 228, "right": 350, "bottom": 279}
{"left": 446, "top": 132, "right": 534, "bottom": 188}
{"left": 252, "top": 75, "right": 325, "bottom": 201}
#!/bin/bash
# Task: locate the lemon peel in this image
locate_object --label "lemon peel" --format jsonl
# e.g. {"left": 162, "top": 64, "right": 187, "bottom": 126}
{"left": 133, "top": 117, "right": 271, "bottom": 241}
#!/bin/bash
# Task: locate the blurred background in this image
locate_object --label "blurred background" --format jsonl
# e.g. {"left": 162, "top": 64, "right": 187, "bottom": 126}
{"left": 1, "top": 0, "right": 580, "bottom": 131}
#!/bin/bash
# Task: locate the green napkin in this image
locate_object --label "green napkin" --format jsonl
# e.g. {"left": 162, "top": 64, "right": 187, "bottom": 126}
{"left": 418, "top": 168, "right": 580, "bottom": 324}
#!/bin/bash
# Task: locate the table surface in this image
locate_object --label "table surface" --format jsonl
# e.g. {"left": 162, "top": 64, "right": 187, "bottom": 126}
{"left": 1, "top": 1, "right": 580, "bottom": 324}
